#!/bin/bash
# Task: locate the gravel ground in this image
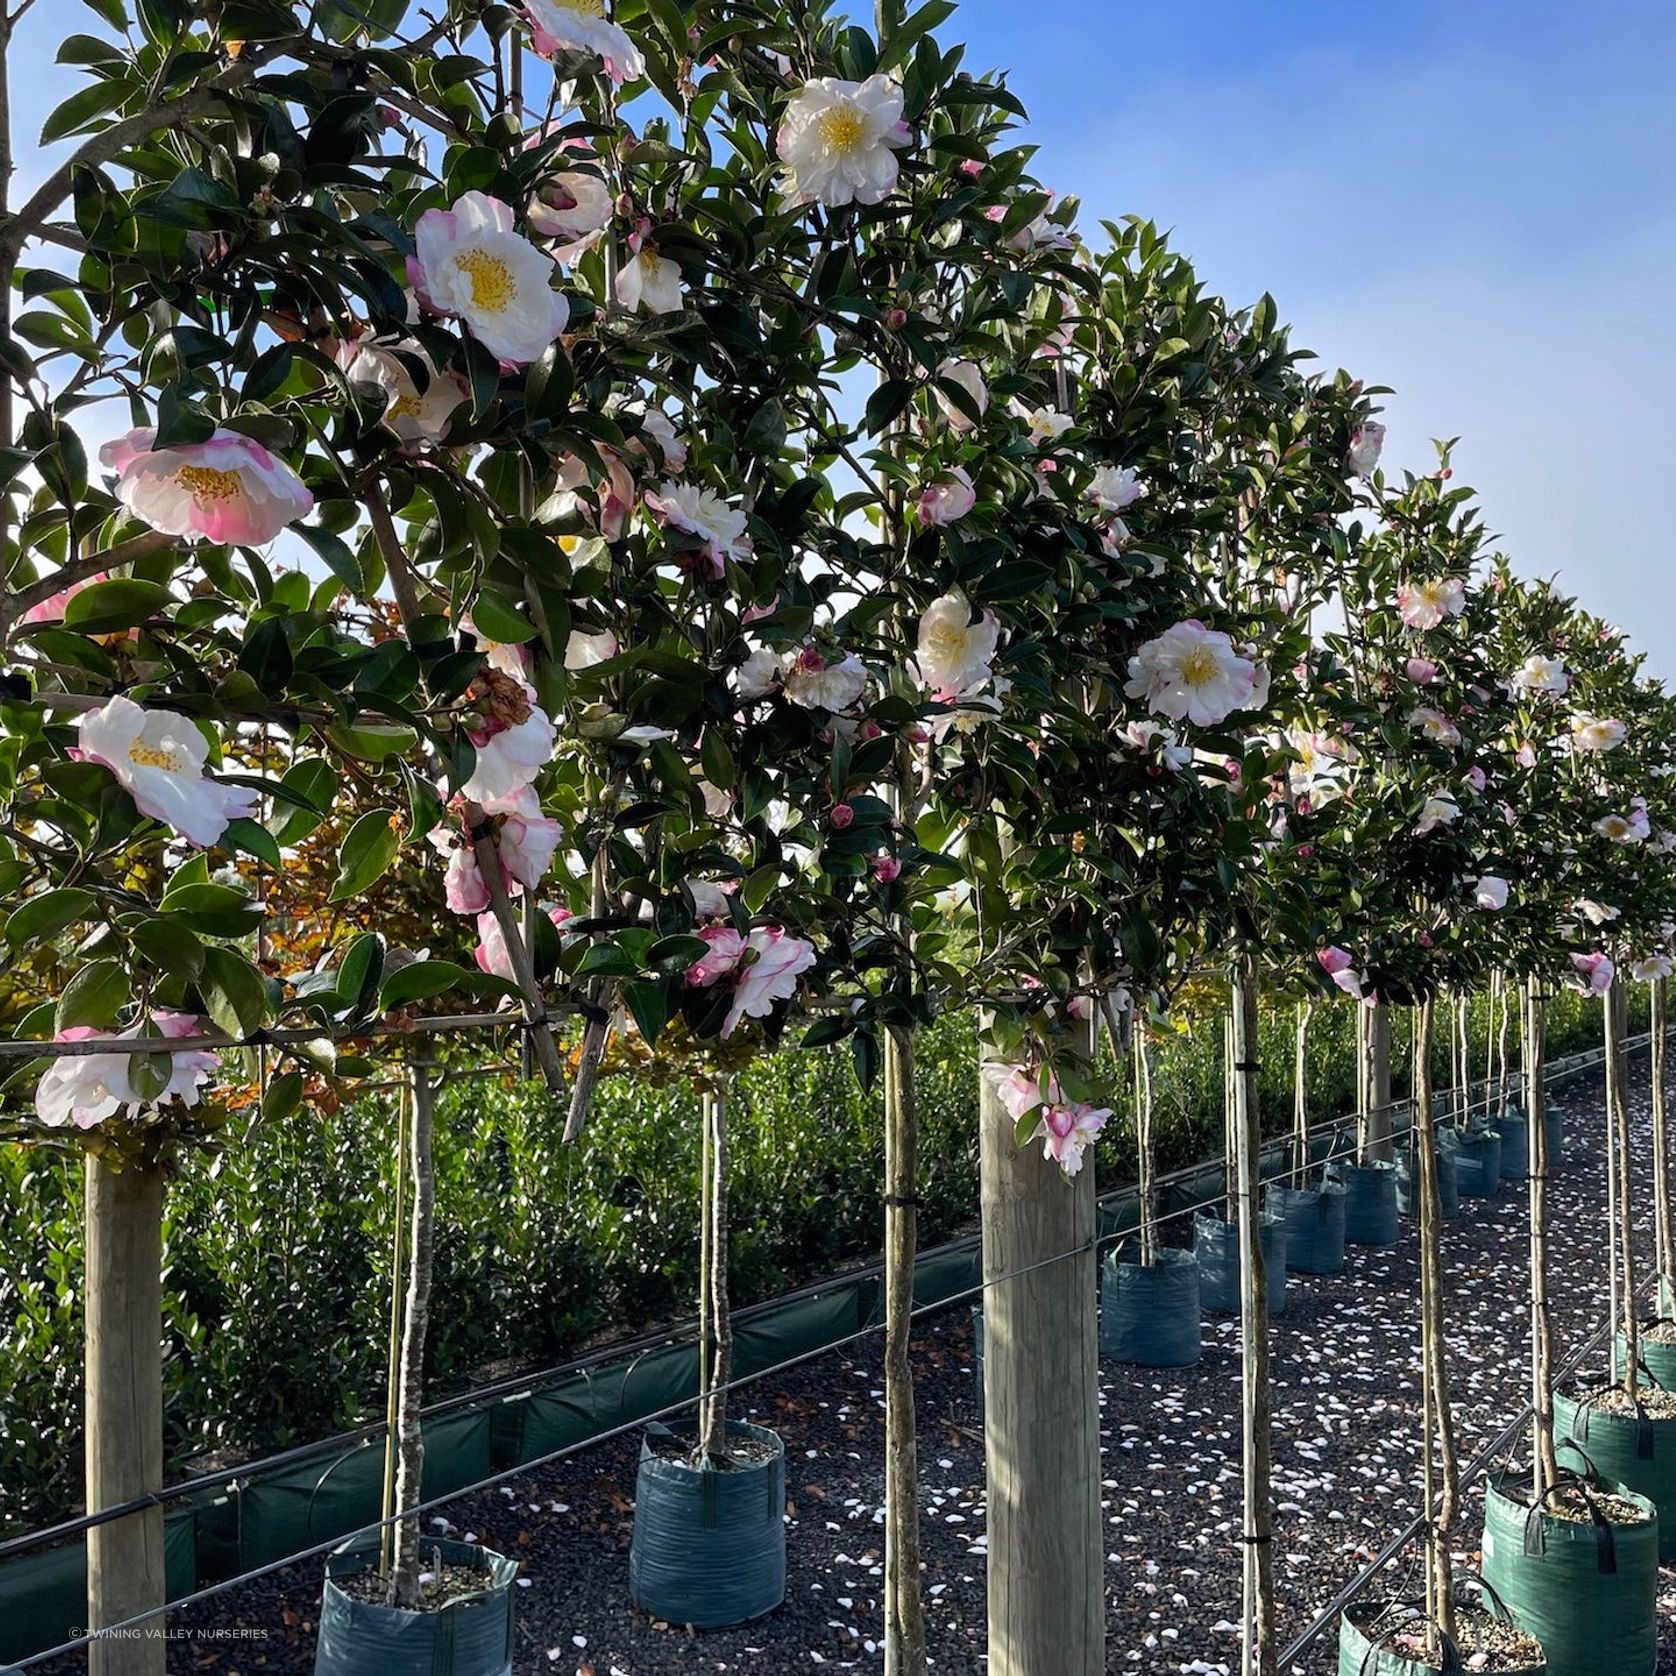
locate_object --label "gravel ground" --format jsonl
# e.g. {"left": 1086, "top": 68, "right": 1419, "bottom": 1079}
{"left": 61, "top": 1054, "right": 1676, "bottom": 1676}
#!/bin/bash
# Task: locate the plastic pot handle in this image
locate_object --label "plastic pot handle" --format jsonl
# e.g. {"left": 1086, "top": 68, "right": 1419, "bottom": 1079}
{"left": 1356, "top": 1605, "right": 1464, "bottom": 1676}
{"left": 1524, "top": 1467, "right": 1618, "bottom": 1575}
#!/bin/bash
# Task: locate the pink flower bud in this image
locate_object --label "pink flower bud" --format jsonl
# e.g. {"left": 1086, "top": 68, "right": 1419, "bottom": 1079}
{"left": 872, "top": 854, "right": 903, "bottom": 883}
{"left": 830, "top": 803, "right": 854, "bottom": 829}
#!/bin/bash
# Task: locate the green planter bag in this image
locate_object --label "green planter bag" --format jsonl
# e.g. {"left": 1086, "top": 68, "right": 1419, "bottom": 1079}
{"left": 1452, "top": 1126, "right": 1501, "bottom": 1198}
{"left": 1480, "top": 1467, "right": 1658, "bottom": 1676}
{"left": 1099, "top": 1247, "right": 1200, "bottom": 1367}
{"left": 1396, "top": 1138, "right": 1459, "bottom": 1222}
{"left": 313, "top": 1538, "right": 518, "bottom": 1676}
{"left": 1340, "top": 1161, "right": 1401, "bottom": 1248}
{"left": 1269, "top": 1179, "right": 1346, "bottom": 1275}
{"left": 1496, "top": 1106, "right": 1529, "bottom": 1182}
{"left": 629, "top": 1420, "right": 786, "bottom": 1629}
{"left": 1554, "top": 1388, "right": 1676, "bottom": 1562}
{"left": 1337, "top": 1586, "right": 1546, "bottom": 1676}
{"left": 1193, "top": 1211, "right": 1287, "bottom": 1317}
{"left": 1545, "top": 1106, "right": 1564, "bottom": 1170}
{"left": 1614, "top": 1328, "right": 1676, "bottom": 1393}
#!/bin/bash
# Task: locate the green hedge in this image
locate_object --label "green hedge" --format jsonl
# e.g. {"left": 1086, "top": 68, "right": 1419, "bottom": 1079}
{"left": 0, "top": 988, "right": 1625, "bottom": 1532}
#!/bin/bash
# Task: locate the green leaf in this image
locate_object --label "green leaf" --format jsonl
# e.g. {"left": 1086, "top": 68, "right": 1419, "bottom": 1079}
{"left": 623, "top": 979, "right": 670, "bottom": 1044}
{"left": 380, "top": 958, "right": 472, "bottom": 1010}
{"left": 126, "top": 1051, "right": 173, "bottom": 1101}
{"left": 129, "top": 917, "right": 205, "bottom": 980}
{"left": 260, "top": 1069, "right": 305, "bottom": 1125}
{"left": 41, "top": 80, "right": 131, "bottom": 145}
{"left": 326, "top": 721, "right": 418, "bottom": 762}
{"left": 6, "top": 887, "right": 97, "bottom": 948}
{"left": 222, "top": 816, "right": 283, "bottom": 868}
{"left": 468, "top": 589, "right": 536, "bottom": 645}
{"left": 200, "top": 945, "right": 268, "bottom": 1037}
{"left": 336, "top": 932, "right": 386, "bottom": 1016}
{"left": 269, "top": 758, "right": 338, "bottom": 846}
{"left": 55, "top": 959, "right": 130, "bottom": 1032}
{"left": 330, "top": 808, "right": 402, "bottom": 900}
{"left": 62, "top": 579, "right": 172, "bottom": 635}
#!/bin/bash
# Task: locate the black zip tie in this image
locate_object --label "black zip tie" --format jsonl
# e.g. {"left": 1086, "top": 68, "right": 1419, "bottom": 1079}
{"left": 1239, "top": 1532, "right": 1273, "bottom": 1544}
{"left": 883, "top": 1193, "right": 924, "bottom": 1209}
{"left": 1234, "top": 1059, "right": 1260, "bottom": 1072}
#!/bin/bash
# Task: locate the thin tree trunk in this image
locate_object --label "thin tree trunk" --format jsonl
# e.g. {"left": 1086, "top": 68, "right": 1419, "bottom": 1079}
{"left": 1225, "top": 1011, "right": 1238, "bottom": 1218}
{"left": 1608, "top": 981, "right": 1638, "bottom": 1395}
{"left": 1651, "top": 977, "right": 1672, "bottom": 1311}
{"left": 1232, "top": 960, "right": 1276, "bottom": 1676}
{"left": 1525, "top": 980, "right": 1559, "bottom": 1498}
{"left": 883, "top": 1026, "right": 927, "bottom": 1676}
{"left": 1604, "top": 989, "right": 1622, "bottom": 1386}
{"left": 697, "top": 1081, "right": 733, "bottom": 1463}
{"left": 390, "top": 1064, "right": 436, "bottom": 1609}
{"left": 378, "top": 1091, "right": 411, "bottom": 1581}
{"left": 85, "top": 1158, "right": 166, "bottom": 1676}
{"left": 1413, "top": 999, "right": 1457, "bottom": 1646}
{"left": 1136, "top": 1029, "right": 1156, "bottom": 1266}
{"left": 1291, "top": 999, "right": 1312, "bottom": 1188}
{"left": 978, "top": 1020, "right": 1102, "bottom": 1676}
{"left": 1366, "top": 1003, "right": 1393, "bottom": 1162}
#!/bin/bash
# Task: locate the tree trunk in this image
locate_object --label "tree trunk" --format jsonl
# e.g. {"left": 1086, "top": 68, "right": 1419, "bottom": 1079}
{"left": 1604, "top": 990, "right": 1622, "bottom": 1387}
{"left": 978, "top": 1026, "right": 1102, "bottom": 1676}
{"left": 697, "top": 1082, "right": 733, "bottom": 1464}
{"left": 1136, "top": 1028, "right": 1157, "bottom": 1266}
{"left": 1524, "top": 981, "right": 1559, "bottom": 1498}
{"left": 378, "top": 1090, "right": 411, "bottom": 1580}
{"left": 1413, "top": 999, "right": 1457, "bottom": 1647}
{"left": 389, "top": 1065, "right": 436, "bottom": 1608}
{"left": 1365, "top": 1003, "right": 1393, "bottom": 1162}
{"left": 1291, "top": 999, "right": 1312, "bottom": 1188}
{"left": 1651, "top": 976, "right": 1672, "bottom": 1311}
{"left": 85, "top": 1157, "right": 166, "bottom": 1676}
{"left": 1231, "top": 961, "right": 1276, "bottom": 1676}
{"left": 883, "top": 1026, "right": 927, "bottom": 1676}
{"left": 1608, "top": 981, "right": 1638, "bottom": 1395}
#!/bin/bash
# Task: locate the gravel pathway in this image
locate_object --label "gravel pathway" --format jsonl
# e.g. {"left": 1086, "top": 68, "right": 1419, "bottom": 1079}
{"left": 85, "top": 1055, "right": 1675, "bottom": 1675}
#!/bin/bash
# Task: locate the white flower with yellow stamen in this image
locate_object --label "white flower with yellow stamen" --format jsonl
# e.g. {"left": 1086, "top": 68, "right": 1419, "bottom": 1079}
{"left": 336, "top": 335, "right": 466, "bottom": 445}
{"left": 78, "top": 697, "right": 259, "bottom": 848}
{"left": 412, "top": 191, "right": 569, "bottom": 365}
{"left": 1125, "top": 620, "right": 1264, "bottom": 728}
{"left": 100, "top": 428, "right": 312, "bottom": 545}
{"left": 910, "top": 590, "right": 1001, "bottom": 701}
{"left": 776, "top": 74, "right": 910, "bottom": 207}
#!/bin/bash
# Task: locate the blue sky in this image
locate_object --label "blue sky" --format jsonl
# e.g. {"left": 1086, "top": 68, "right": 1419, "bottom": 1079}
{"left": 10, "top": 2, "right": 1672, "bottom": 675}
{"left": 954, "top": 0, "right": 1676, "bottom": 680}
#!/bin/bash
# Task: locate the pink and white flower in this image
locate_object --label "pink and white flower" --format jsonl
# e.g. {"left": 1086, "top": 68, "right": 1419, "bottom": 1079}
{"left": 933, "top": 359, "right": 988, "bottom": 431}
{"left": 644, "top": 481, "right": 752, "bottom": 576}
{"left": 412, "top": 191, "right": 568, "bottom": 365}
{"left": 563, "top": 627, "right": 619, "bottom": 670}
{"left": 1630, "top": 954, "right": 1673, "bottom": 983}
{"left": 1038, "top": 1099, "right": 1110, "bottom": 1178}
{"left": 1086, "top": 464, "right": 1143, "bottom": 514}
{"left": 1125, "top": 620, "right": 1265, "bottom": 728}
{"left": 77, "top": 697, "right": 259, "bottom": 848}
{"left": 916, "top": 468, "right": 977, "bottom": 527}
{"left": 525, "top": 142, "right": 614, "bottom": 259}
{"left": 1570, "top": 951, "right": 1616, "bottom": 995}
{"left": 1576, "top": 898, "right": 1620, "bottom": 926}
{"left": 1570, "top": 714, "right": 1627, "bottom": 754}
{"left": 685, "top": 925, "right": 817, "bottom": 1037}
{"left": 1415, "top": 793, "right": 1461, "bottom": 836}
{"left": 461, "top": 679, "right": 555, "bottom": 811}
{"left": 1410, "top": 706, "right": 1462, "bottom": 747}
{"left": 1473, "top": 877, "right": 1510, "bottom": 911}
{"left": 474, "top": 905, "right": 573, "bottom": 978}
{"left": 776, "top": 74, "right": 909, "bottom": 207}
{"left": 1318, "top": 946, "right": 1364, "bottom": 998}
{"left": 335, "top": 335, "right": 465, "bottom": 444}
{"left": 35, "top": 1012, "right": 219, "bottom": 1131}
{"left": 1594, "top": 806, "right": 1650, "bottom": 843}
{"left": 615, "top": 239, "right": 683, "bottom": 314}
{"left": 1396, "top": 577, "right": 1466, "bottom": 631}
{"left": 783, "top": 647, "right": 868, "bottom": 713}
{"left": 100, "top": 428, "right": 312, "bottom": 545}
{"left": 1015, "top": 404, "right": 1074, "bottom": 446}
{"left": 1347, "top": 421, "right": 1385, "bottom": 478}
{"left": 1510, "top": 654, "right": 1568, "bottom": 696}
{"left": 910, "top": 590, "right": 1001, "bottom": 700}
{"left": 523, "top": 0, "right": 644, "bottom": 83}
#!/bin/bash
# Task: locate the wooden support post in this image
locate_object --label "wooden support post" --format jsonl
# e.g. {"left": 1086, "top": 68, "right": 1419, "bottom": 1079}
{"left": 389, "top": 1064, "right": 436, "bottom": 1607}
{"left": 1608, "top": 980, "right": 1638, "bottom": 1394}
{"left": 883, "top": 1026, "right": 927, "bottom": 1676}
{"left": 1231, "top": 960, "right": 1275, "bottom": 1676}
{"left": 85, "top": 1157, "right": 166, "bottom": 1676}
{"left": 1651, "top": 977, "right": 1673, "bottom": 1311}
{"left": 979, "top": 1031, "right": 1102, "bottom": 1676}
{"left": 696, "top": 1081, "right": 734, "bottom": 1463}
{"left": 1366, "top": 1003, "right": 1393, "bottom": 1161}
{"left": 1524, "top": 980, "right": 1558, "bottom": 1497}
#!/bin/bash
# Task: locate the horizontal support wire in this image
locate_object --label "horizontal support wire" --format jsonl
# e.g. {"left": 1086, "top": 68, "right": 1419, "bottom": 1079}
{"left": 0, "top": 1033, "right": 1639, "bottom": 1562}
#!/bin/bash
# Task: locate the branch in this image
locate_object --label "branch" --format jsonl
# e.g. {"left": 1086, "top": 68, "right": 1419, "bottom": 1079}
{"left": 0, "top": 65, "right": 256, "bottom": 267}
{"left": 1, "top": 528, "right": 177, "bottom": 641}
{"left": 363, "top": 484, "right": 434, "bottom": 642}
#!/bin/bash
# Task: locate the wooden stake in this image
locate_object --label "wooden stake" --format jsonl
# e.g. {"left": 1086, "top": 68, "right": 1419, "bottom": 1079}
{"left": 883, "top": 1026, "right": 927, "bottom": 1676}
{"left": 1608, "top": 981, "right": 1638, "bottom": 1394}
{"left": 1604, "top": 989, "right": 1622, "bottom": 1386}
{"left": 378, "top": 1085, "right": 411, "bottom": 1582}
{"left": 1413, "top": 998, "right": 1457, "bottom": 1647}
{"left": 389, "top": 1063, "right": 436, "bottom": 1608}
{"left": 1651, "top": 977, "right": 1672, "bottom": 1308}
{"left": 85, "top": 1157, "right": 166, "bottom": 1676}
{"left": 696, "top": 1082, "right": 733, "bottom": 1463}
{"left": 1232, "top": 961, "right": 1276, "bottom": 1676}
{"left": 1366, "top": 1003, "right": 1393, "bottom": 1162}
{"left": 1291, "top": 999, "right": 1312, "bottom": 1188}
{"left": 1524, "top": 980, "right": 1558, "bottom": 1497}
{"left": 978, "top": 1024, "right": 1102, "bottom": 1676}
